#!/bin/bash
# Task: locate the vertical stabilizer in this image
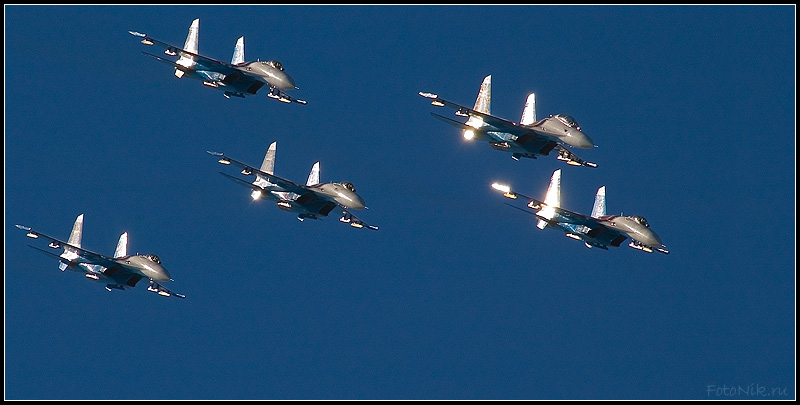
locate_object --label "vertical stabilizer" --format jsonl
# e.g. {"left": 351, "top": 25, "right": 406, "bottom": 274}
{"left": 520, "top": 93, "right": 536, "bottom": 125}
{"left": 175, "top": 19, "right": 199, "bottom": 78}
{"left": 591, "top": 186, "right": 606, "bottom": 218}
{"left": 536, "top": 169, "right": 561, "bottom": 230}
{"left": 114, "top": 232, "right": 128, "bottom": 259}
{"left": 464, "top": 75, "right": 491, "bottom": 140}
{"left": 59, "top": 214, "right": 84, "bottom": 270}
{"left": 259, "top": 141, "right": 276, "bottom": 175}
{"left": 252, "top": 142, "right": 277, "bottom": 200}
{"left": 306, "top": 162, "right": 320, "bottom": 186}
{"left": 473, "top": 75, "right": 491, "bottom": 114}
{"left": 231, "top": 36, "right": 245, "bottom": 65}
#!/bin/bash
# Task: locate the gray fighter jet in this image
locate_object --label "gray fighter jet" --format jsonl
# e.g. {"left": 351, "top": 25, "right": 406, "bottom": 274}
{"left": 492, "top": 169, "right": 669, "bottom": 254}
{"left": 15, "top": 214, "right": 186, "bottom": 297}
{"left": 420, "top": 75, "right": 596, "bottom": 167}
{"left": 208, "top": 143, "right": 378, "bottom": 230}
{"left": 129, "top": 18, "right": 306, "bottom": 104}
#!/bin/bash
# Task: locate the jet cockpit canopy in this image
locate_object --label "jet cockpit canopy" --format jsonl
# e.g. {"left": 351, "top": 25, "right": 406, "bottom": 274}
{"left": 554, "top": 114, "right": 581, "bottom": 131}
{"left": 262, "top": 60, "right": 284, "bottom": 71}
{"left": 341, "top": 182, "right": 356, "bottom": 192}
{"left": 145, "top": 254, "right": 161, "bottom": 264}
{"left": 630, "top": 216, "right": 650, "bottom": 228}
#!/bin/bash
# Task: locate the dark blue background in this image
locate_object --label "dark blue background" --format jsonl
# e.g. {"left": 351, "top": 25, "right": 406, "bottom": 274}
{"left": 4, "top": 5, "right": 795, "bottom": 400}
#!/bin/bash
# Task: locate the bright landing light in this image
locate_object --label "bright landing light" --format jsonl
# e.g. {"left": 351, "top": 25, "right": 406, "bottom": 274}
{"left": 491, "top": 183, "right": 511, "bottom": 193}
{"left": 463, "top": 130, "right": 475, "bottom": 140}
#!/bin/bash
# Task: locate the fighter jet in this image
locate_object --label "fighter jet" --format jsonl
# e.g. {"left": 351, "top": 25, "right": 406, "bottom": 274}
{"left": 208, "top": 143, "right": 378, "bottom": 230}
{"left": 491, "top": 169, "right": 669, "bottom": 254}
{"left": 129, "top": 18, "right": 306, "bottom": 104}
{"left": 419, "top": 75, "right": 596, "bottom": 167}
{"left": 15, "top": 214, "right": 186, "bottom": 297}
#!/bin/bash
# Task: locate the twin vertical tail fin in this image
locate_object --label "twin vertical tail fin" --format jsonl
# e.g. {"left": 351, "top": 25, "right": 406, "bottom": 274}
{"left": 252, "top": 142, "right": 277, "bottom": 200}
{"left": 114, "top": 232, "right": 128, "bottom": 259}
{"left": 464, "top": 75, "right": 491, "bottom": 140}
{"left": 59, "top": 214, "right": 84, "bottom": 270}
{"left": 175, "top": 18, "right": 199, "bottom": 78}
{"left": 520, "top": 93, "right": 536, "bottom": 125}
{"left": 590, "top": 186, "right": 606, "bottom": 218}
{"left": 306, "top": 162, "right": 320, "bottom": 186}
{"left": 231, "top": 36, "right": 245, "bottom": 65}
{"left": 473, "top": 75, "right": 491, "bottom": 114}
{"left": 536, "top": 169, "right": 561, "bottom": 230}
{"left": 584, "top": 186, "right": 607, "bottom": 248}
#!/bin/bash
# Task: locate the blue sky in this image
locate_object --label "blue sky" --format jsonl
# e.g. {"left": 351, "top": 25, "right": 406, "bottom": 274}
{"left": 4, "top": 5, "right": 795, "bottom": 400}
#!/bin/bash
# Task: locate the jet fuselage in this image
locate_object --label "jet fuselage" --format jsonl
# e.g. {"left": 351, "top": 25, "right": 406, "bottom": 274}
{"left": 544, "top": 213, "right": 664, "bottom": 251}
{"left": 528, "top": 116, "right": 595, "bottom": 149}
{"left": 240, "top": 60, "right": 297, "bottom": 90}
{"left": 308, "top": 183, "right": 367, "bottom": 210}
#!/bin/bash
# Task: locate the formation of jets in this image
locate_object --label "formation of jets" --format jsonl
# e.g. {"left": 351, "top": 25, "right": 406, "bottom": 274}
{"left": 15, "top": 18, "right": 669, "bottom": 299}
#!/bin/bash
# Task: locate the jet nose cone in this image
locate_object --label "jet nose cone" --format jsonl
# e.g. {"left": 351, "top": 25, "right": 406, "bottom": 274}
{"left": 155, "top": 266, "right": 172, "bottom": 282}
{"left": 574, "top": 131, "right": 595, "bottom": 149}
{"left": 641, "top": 230, "right": 663, "bottom": 248}
{"left": 280, "top": 73, "right": 297, "bottom": 90}
{"left": 350, "top": 194, "right": 367, "bottom": 210}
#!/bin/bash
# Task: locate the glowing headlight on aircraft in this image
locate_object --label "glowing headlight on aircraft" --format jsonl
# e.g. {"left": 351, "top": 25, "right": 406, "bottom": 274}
{"left": 491, "top": 183, "right": 511, "bottom": 193}
{"left": 251, "top": 190, "right": 262, "bottom": 200}
{"left": 463, "top": 130, "right": 475, "bottom": 140}
{"left": 492, "top": 183, "right": 518, "bottom": 199}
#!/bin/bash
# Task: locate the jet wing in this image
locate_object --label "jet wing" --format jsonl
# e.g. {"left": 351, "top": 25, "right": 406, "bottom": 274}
{"left": 207, "top": 151, "right": 309, "bottom": 195}
{"left": 339, "top": 206, "right": 379, "bottom": 231}
{"left": 15, "top": 224, "right": 120, "bottom": 269}
{"left": 552, "top": 144, "right": 598, "bottom": 168}
{"left": 215, "top": 171, "right": 278, "bottom": 200}
{"left": 491, "top": 186, "right": 614, "bottom": 229}
{"left": 420, "top": 92, "right": 530, "bottom": 136}
{"left": 130, "top": 31, "right": 239, "bottom": 73}
{"left": 429, "top": 113, "right": 495, "bottom": 142}
{"left": 265, "top": 86, "right": 307, "bottom": 104}
{"left": 140, "top": 51, "right": 264, "bottom": 92}
{"left": 148, "top": 280, "right": 186, "bottom": 299}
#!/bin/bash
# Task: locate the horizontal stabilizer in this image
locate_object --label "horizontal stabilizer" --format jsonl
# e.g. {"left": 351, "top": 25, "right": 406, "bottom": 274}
{"left": 219, "top": 171, "right": 265, "bottom": 191}
{"left": 431, "top": 112, "right": 471, "bottom": 129}
{"left": 142, "top": 52, "right": 191, "bottom": 72}
{"left": 502, "top": 202, "right": 537, "bottom": 216}
{"left": 28, "top": 245, "right": 73, "bottom": 266}
{"left": 430, "top": 113, "right": 492, "bottom": 141}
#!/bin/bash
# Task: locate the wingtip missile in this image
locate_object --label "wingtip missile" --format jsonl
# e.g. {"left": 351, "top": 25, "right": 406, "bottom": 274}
{"left": 491, "top": 183, "right": 511, "bottom": 193}
{"left": 207, "top": 151, "right": 230, "bottom": 165}
{"left": 491, "top": 183, "right": 517, "bottom": 199}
